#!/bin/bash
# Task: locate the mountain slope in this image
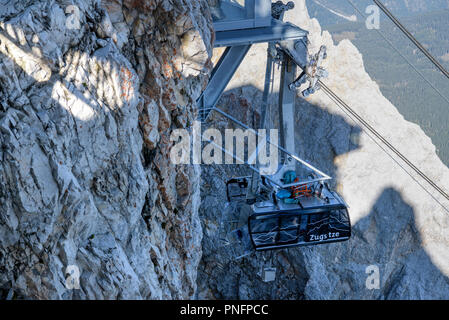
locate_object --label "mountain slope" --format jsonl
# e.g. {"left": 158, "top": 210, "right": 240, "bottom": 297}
{"left": 0, "top": 0, "right": 213, "bottom": 299}
{"left": 327, "top": 10, "right": 449, "bottom": 167}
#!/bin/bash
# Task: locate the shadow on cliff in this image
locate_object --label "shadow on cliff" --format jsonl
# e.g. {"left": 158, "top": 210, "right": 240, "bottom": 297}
{"left": 0, "top": 24, "right": 143, "bottom": 299}
{"left": 0, "top": 41, "right": 114, "bottom": 299}
{"left": 329, "top": 187, "right": 449, "bottom": 299}
{"left": 197, "top": 84, "right": 449, "bottom": 299}
{"left": 0, "top": 26, "right": 132, "bottom": 117}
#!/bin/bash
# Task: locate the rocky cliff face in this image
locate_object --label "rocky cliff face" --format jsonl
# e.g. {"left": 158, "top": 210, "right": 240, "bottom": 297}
{"left": 1, "top": 0, "right": 448, "bottom": 301}
{"left": 0, "top": 0, "right": 212, "bottom": 299}
{"left": 197, "top": 0, "right": 449, "bottom": 299}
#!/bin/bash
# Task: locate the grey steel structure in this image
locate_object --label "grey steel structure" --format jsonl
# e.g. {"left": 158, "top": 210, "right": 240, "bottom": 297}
{"left": 200, "top": 0, "right": 351, "bottom": 254}
{"left": 198, "top": 0, "right": 308, "bottom": 122}
{"left": 212, "top": 0, "right": 272, "bottom": 32}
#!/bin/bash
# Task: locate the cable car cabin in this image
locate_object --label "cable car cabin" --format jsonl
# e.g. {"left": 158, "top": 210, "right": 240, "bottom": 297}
{"left": 249, "top": 196, "right": 351, "bottom": 251}
{"left": 226, "top": 175, "right": 351, "bottom": 251}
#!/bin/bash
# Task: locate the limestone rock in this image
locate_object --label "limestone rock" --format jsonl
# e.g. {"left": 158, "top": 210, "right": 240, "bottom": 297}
{"left": 0, "top": 0, "right": 212, "bottom": 299}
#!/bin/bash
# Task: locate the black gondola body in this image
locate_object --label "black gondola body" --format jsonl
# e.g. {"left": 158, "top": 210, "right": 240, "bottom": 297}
{"left": 226, "top": 177, "right": 351, "bottom": 251}
{"left": 248, "top": 201, "right": 351, "bottom": 250}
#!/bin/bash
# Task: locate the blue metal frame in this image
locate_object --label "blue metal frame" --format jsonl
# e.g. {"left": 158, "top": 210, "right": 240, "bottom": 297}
{"left": 213, "top": 0, "right": 272, "bottom": 32}
{"left": 197, "top": 45, "right": 251, "bottom": 121}
{"left": 214, "top": 19, "right": 308, "bottom": 47}
{"left": 197, "top": 18, "right": 308, "bottom": 121}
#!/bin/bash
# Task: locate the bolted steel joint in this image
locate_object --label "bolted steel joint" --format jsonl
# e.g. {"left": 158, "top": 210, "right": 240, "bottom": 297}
{"left": 271, "top": 1, "right": 295, "bottom": 20}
